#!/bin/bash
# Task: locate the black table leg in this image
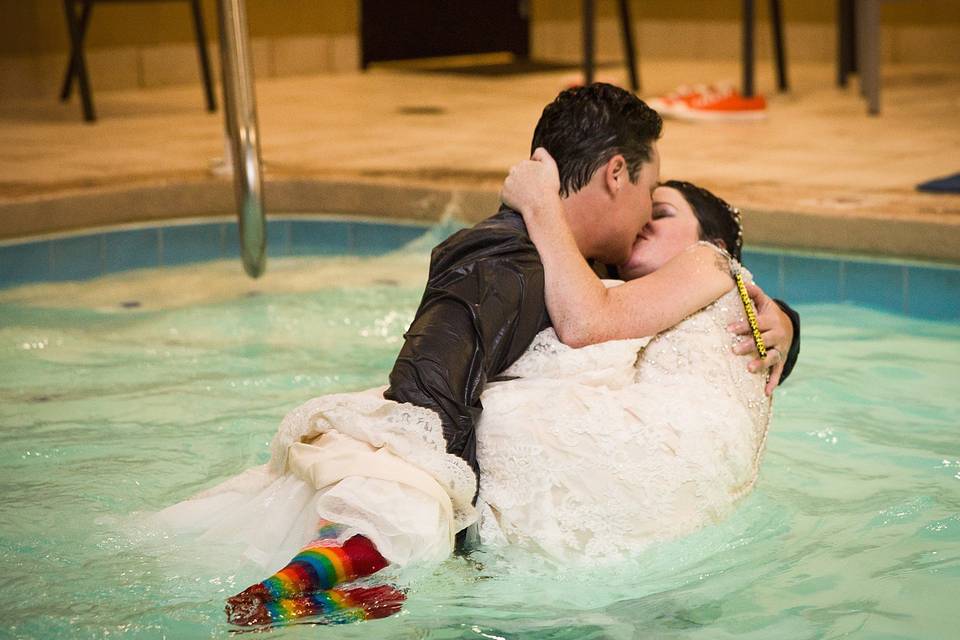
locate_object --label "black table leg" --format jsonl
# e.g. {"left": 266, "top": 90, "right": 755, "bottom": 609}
{"left": 861, "top": 0, "right": 880, "bottom": 114}
{"left": 742, "top": 0, "right": 755, "bottom": 97}
{"left": 770, "top": 0, "right": 788, "bottom": 91}
{"left": 62, "top": 0, "right": 96, "bottom": 121}
{"left": 190, "top": 0, "right": 217, "bottom": 112}
{"left": 582, "top": 0, "right": 595, "bottom": 85}
{"left": 837, "top": 0, "right": 857, "bottom": 88}
{"left": 59, "top": 0, "right": 93, "bottom": 102}
{"left": 618, "top": 0, "right": 639, "bottom": 91}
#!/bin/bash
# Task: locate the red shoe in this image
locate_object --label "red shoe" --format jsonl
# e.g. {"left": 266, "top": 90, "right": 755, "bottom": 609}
{"left": 674, "top": 87, "right": 767, "bottom": 121}
{"left": 646, "top": 84, "right": 710, "bottom": 117}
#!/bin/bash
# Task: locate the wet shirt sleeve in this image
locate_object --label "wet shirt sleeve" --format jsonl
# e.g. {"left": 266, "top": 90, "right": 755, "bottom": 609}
{"left": 773, "top": 299, "right": 801, "bottom": 383}
{"left": 384, "top": 209, "right": 550, "bottom": 486}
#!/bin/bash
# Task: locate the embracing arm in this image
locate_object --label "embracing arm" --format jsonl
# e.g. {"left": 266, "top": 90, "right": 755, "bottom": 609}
{"left": 510, "top": 192, "right": 731, "bottom": 347}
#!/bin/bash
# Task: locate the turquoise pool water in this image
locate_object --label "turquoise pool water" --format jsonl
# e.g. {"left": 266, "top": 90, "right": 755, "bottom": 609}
{"left": 1, "top": 228, "right": 959, "bottom": 639}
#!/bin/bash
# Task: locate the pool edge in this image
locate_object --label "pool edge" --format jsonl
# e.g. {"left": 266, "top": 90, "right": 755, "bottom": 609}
{"left": 1, "top": 177, "right": 959, "bottom": 265}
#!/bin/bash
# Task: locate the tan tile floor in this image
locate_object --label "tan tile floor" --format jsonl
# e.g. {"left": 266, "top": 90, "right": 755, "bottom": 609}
{"left": 1, "top": 59, "right": 958, "bottom": 261}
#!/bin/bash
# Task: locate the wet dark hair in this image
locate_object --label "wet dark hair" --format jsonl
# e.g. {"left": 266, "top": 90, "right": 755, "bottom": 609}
{"left": 662, "top": 180, "right": 743, "bottom": 261}
{"left": 531, "top": 83, "right": 662, "bottom": 197}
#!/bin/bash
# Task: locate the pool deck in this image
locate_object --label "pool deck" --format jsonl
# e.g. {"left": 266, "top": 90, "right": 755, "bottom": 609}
{"left": 1, "top": 59, "right": 959, "bottom": 262}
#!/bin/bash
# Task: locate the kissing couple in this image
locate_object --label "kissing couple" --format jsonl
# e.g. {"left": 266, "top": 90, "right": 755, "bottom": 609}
{"left": 156, "top": 83, "right": 801, "bottom": 626}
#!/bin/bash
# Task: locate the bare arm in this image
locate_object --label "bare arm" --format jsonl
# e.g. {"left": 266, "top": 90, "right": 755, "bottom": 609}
{"left": 502, "top": 150, "right": 732, "bottom": 348}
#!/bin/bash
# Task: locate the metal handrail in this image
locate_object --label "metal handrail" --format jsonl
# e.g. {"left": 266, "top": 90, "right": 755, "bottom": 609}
{"left": 218, "top": 0, "right": 265, "bottom": 277}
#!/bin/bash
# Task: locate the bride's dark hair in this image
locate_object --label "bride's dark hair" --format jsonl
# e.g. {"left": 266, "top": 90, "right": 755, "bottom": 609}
{"left": 662, "top": 180, "right": 743, "bottom": 261}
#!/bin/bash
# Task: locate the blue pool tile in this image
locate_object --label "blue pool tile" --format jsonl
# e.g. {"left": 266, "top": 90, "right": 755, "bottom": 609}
{"left": 906, "top": 266, "right": 960, "bottom": 320}
{"left": 103, "top": 228, "right": 159, "bottom": 274}
{"left": 288, "top": 220, "right": 351, "bottom": 256}
{"left": 842, "top": 260, "right": 907, "bottom": 314}
{"left": 223, "top": 223, "right": 239, "bottom": 258}
{"left": 266, "top": 220, "right": 290, "bottom": 258}
{"left": 741, "top": 250, "right": 782, "bottom": 297}
{"left": 161, "top": 223, "right": 224, "bottom": 266}
{"left": 782, "top": 255, "right": 842, "bottom": 304}
{"left": 350, "top": 222, "right": 426, "bottom": 255}
{"left": 0, "top": 241, "right": 52, "bottom": 287}
{"left": 51, "top": 235, "right": 103, "bottom": 281}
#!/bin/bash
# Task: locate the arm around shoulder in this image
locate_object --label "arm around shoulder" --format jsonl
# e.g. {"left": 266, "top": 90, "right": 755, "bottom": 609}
{"left": 559, "top": 244, "right": 734, "bottom": 347}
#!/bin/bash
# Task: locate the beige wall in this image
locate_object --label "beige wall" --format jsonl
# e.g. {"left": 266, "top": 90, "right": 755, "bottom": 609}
{"left": 531, "top": 0, "right": 960, "bottom": 25}
{"left": 0, "top": 0, "right": 357, "bottom": 55}
{"left": 2, "top": 0, "right": 958, "bottom": 101}
{"left": 5, "top": 0, "right": 957, "bottom": 56}
{"left": 6, "top": 0, "right": 956, "bottom": 57}
{"left": 0, "top": 0, "right": 360, "bottom": 100}
{"left": 531, "top": 0, "right": 960, "bottom": 65}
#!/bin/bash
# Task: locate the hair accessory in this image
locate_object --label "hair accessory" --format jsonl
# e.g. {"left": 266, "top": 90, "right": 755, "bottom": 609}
{"left": 725, "top": 202, "right": 744, "bottom": 256}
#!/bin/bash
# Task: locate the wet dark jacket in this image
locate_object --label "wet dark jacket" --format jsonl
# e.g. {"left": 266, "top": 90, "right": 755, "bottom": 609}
{"left": 385, "top": 207, "right": 800, "bottom": 495}
{"left": 384, "top": 208, "right": 551, "bottom": 491}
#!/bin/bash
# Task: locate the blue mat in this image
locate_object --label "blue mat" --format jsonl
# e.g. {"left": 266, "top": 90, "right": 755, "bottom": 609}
{"left": 916, "top": 172, "right": 960, "bottom": 193}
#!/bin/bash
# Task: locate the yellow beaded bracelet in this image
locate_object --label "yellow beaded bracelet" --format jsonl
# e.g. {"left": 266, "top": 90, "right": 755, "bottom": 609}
{"left": 734, "top": 272, "right": 766, "bottom": 358}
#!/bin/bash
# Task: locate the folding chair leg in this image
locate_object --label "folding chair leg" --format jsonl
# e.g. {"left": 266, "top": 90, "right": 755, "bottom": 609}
{"left": 837, "top": 0, "right": 857, "bottom": 87}
{"left": 617, "top": 0, "right": 639, "bottom": 92}
{"left": 62, "top": 0, "right": 96, "bottom": 121}
{"left": 742, "top": 0, "right": 755, "bottom": 97}
{"left": 860, "top": 0, "right": 881, "bottom": 114}
{"left": 856, "top": 0, "right": 870, "bottom": 100}
{"left": 582, "top": 0, "right": 595, "bottom": 85}
{"left": 190, "top": 0, "right": 217, "bottom": 112}
{"left": 769, "top": 0, "right": 788, "bottom": 92}
{"left": 59, "top": 0, "right": 93, "bottom": 102}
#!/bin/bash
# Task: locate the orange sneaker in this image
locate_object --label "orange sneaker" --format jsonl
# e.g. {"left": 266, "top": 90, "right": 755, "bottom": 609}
{"left": 674, "top": 87, "right": 767, "bottom": 121}
{"left": 646, "top": 85, "right": 710, "bottom": 117}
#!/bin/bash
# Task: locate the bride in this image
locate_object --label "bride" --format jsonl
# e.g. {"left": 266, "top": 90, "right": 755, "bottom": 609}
{"left": 157, "top": 161, "right": 773, "bottom": 626}
{"left": 476, "top": 151, "right": 772, "bottom": 561}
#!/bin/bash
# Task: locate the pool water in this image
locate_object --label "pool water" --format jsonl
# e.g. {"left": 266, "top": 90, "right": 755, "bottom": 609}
{"left": 1, "top": 250, "right": 959, "bottom": 639}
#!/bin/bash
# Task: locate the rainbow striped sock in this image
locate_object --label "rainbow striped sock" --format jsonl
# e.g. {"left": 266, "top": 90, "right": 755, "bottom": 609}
{"left": 257, "top": 535, "right": 388, "bottom": 599}
{"left": 226, "top": 528, "right": 394, "bottom": 626}
{"left": 260, "top": 585, "right": 405, "bottom": 625}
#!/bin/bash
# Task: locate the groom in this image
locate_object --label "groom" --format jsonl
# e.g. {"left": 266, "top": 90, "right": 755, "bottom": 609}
{"left": 384, "top": 84, "right": 799, "bottom": 543}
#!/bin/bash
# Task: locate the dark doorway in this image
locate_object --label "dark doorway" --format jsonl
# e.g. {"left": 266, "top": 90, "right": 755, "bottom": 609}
{"left": 360, "top": 1, "right": 530, "bottom": 68}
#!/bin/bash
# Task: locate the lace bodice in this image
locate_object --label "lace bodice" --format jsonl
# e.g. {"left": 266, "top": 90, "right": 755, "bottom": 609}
{"left": 475, "top": 248, "right": 772, "bottom": 561}
{"left": 499, "top": 328, "right": 650, "bottom": 389}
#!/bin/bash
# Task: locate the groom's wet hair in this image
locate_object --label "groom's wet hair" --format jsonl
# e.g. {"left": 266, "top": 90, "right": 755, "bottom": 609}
{"left": 531, "top": 83, "right": 662, "bottom": 197}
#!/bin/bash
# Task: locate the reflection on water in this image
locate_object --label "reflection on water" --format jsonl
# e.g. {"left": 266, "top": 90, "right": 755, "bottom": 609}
{"left": 0, "top": 257, "right": 958, "bottom": 639}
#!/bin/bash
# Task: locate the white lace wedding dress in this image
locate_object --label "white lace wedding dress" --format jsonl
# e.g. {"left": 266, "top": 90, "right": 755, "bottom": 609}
{"left": 156, "top": 248, "right": 771, "bottom": 569}
{"left": 475, "top": 281, "right": 771, "bottom": 559}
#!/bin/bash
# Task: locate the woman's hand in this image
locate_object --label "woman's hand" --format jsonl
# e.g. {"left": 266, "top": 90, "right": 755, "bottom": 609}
{"left": 728, "top": 282, "right": 795, "bottom": 395}
{"left": 501, "top": 147, "right": 562, "bottom": 219}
